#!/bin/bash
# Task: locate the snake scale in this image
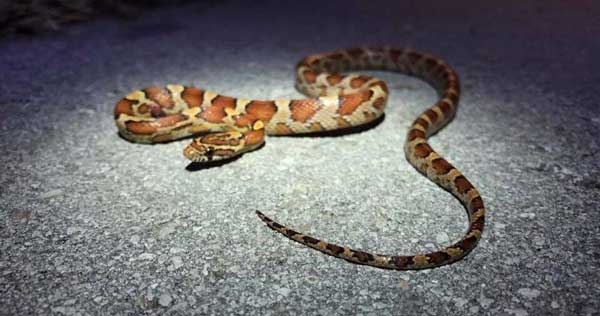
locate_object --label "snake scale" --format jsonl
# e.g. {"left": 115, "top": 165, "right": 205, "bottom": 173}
{"left": 114, "top": 47, "right": 485, "bottom": 270}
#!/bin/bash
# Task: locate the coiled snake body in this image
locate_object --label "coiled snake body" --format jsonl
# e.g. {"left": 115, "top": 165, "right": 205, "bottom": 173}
{"left": 114, "top": 47, "right": 485, "bottom": 270}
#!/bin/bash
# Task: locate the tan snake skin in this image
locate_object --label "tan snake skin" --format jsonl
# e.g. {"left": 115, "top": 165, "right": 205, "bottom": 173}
{"left": 114, "top": 47, "right": 485, "bottom": 270}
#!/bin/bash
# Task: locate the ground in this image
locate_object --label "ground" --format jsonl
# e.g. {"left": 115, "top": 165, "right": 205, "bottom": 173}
{"left": 1, "top": 0, "right": 599, "bottom": 315}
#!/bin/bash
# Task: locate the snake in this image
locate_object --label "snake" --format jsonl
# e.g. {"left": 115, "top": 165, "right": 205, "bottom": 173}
{"left": 114, "top": 47, "right": 485, "bottom": 270}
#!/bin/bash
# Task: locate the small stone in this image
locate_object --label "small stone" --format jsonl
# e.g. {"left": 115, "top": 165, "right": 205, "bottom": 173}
{"left": 139, "top": 291, "right": 158, "bottom": 309}
{"left": 52, "top": 306, "right": 66, "bottom": 314}
{"left": 305, "top": 274, "right": 319, "bottom": 284}
{"left": 169, "top": 247, "right": 185, "bottom": 254}
{"left": 551, "top": 301, "right": 559, "bottom": 309}
{"left": 504, "top": 308, "right": 528, "bottom": 316}
{"left": 469, "top": 306, "right": 480, "bottom": 314}
{"left": 158, "top": 293, "right": 172, "bottom": 307}
{"left": 93, "top": 296, "right": 104, "bottom": 304}
{"left": 171, "top": 256, "right": 184, "bottom": 269}
{"left": 158, "top": 224, "right": 176, "bottom": 239}
{"left": 138, "top": 253, "right": 156, "bottom": 260}
{"left": 435, "top": 232, "right": 449, "bottom": 244}
{"left": 276, "top": 286, "right": 291, "bottom": 297}
{"left": 40, "top": 189, "right": 62, "bottom": 199}
{"left": 64, "top": 299, "right": 76, "bottom": 305}
{"left": 533, "top": 236, "right": 545, "bottom": 247}
{"left": 187, "top": 268, "right": 200, "bottom": 279}
{"left": 454, "top": 297, "right": 468, "bottom": 308}
{"left": 229, "top": 265, "right": 240, "bottom": 274}
{"left": 12, "top": 209, "right": 32, "bottom": 221}
{"left": 517, "top": 288, "right": 541, "bottom": 299}
{"left": 130, "top": 235, "right": 140, "bottom": 245}
{"left": 398, "top": 280, "right": 409, "bottom": 290}
{"left": 66, "top": 227, "right": 78, "bottom": 235}
{"left": 479, "top": 295, "right": 494, "bottom": 308}
{"left": 582, "top": 306, "right": 597, "bottom": 314}
{"left": 171, "top": 302, "right": 188, "bottom": 311}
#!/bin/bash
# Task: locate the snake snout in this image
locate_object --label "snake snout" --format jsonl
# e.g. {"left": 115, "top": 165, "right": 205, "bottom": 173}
{"left": 183, "top": 143, "right": 210, "bottom": 162}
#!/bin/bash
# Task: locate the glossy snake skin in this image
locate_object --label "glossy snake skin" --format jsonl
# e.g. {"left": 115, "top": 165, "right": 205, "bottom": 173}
{"left": 114, "top": 47, "right": 485, "bottom": 270}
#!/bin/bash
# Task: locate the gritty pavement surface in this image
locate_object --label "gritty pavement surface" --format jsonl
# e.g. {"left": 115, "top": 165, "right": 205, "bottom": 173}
{"left": 1, "top": 1, "right": 599, "bottom": 315}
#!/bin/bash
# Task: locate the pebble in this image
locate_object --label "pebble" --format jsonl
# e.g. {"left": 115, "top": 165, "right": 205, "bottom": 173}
{"left": 129, "top": 235, "right": 140, "bottom": 245}
{"left": 138, "top": 253, "right": 156, "bottom": 260}
{"left": 276, "top": 286, "right": 291, "bottom": 297}
{"left": 63, "top": 299, "right": 76, "bottom": 305}
{"left": 40, "top": 189, "right": 62, "bottom": 199}
{"left": 517, "top": 288, "right": 541, "bottom": 299}
{"left": 169, "top": 247, "right": 185, "bottom": 254}
{"left": 398, "top": 280, "right": 409, "bottom": 290}
{"left": 453, "top": 297, "right": 468, "bottom": 308}
{"left": 479, "top": 295, "right": 494, "bottom": 308}
{"left": 171, "top": 256, "right": 184, "bottom": 269}
{"left": 504, "top": 308, "right": 528, "bottom": 316}
{"left": 532, "top": 236, "right": 545, "bottom": 247}
{"left": 435, "top": 231, "right": 449, "bottom": 244}
{"left": 305, "top": 274, "right": 319, "bottom": 284}
{"left": 66, "top": 227, "right": 79, "bottom": 235}
{"left": 159, "top": 293, "right": 173, "bottom": 307}
{"left": 158, "top": 224, "right": 177, "bottom": 239}
{"left": 518, "top": 213, "right": 535, "bottom": 219}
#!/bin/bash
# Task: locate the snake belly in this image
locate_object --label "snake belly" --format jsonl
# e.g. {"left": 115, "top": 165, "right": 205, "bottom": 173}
{"left": 114, "top": 47, "right": 485, "bottom": 270}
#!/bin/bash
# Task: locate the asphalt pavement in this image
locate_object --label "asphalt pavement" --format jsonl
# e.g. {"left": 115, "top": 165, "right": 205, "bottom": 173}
{"left": 1, "top": 1, "right": 599, "bottom": 315}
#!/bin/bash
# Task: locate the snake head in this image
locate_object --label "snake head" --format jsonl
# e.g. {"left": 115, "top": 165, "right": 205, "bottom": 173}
{"left": 183, "top": 141, "right": 236, "bottom": 162}
{"left": 183, "top": 131, "right": 247, "bottom": 162}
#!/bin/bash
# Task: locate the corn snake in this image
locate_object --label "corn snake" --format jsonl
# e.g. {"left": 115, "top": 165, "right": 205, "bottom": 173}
{"left": 114, "top": 47, "right": 485, "bottom": 270}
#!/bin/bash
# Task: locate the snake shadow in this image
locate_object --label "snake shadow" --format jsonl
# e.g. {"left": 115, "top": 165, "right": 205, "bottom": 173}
{"left": 113, "top": 114, "right": 385, "bottom": 172}
{"left": 185, "top": 142, "right": 266, "bottom": 171}
{"left": 280, "top": 113, "right": 385, "bottom": 139}
{"left": 185, "top": 114, "right": 385, "bottom": 171}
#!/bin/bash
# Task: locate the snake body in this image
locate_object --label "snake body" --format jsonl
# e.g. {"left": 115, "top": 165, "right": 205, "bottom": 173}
{"left": 114, "top": 47, "right": 485, "bottom": 270}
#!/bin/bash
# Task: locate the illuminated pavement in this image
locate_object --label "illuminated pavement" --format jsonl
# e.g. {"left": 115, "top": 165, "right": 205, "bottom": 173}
{"left": 1, "top": 1, "right": 599, "bottom": 315}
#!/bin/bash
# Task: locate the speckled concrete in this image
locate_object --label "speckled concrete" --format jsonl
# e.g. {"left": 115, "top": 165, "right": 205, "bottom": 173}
{"left": 1, "top": 1, "right": 599, "bottom": 315}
